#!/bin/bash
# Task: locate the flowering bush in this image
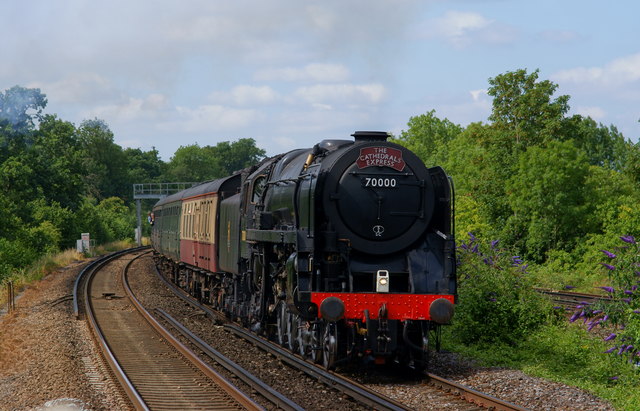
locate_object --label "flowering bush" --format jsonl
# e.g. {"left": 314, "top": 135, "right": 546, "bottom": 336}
{"left": 570, "top": 235, "right": 640, "bottom": 371}
{"left": 453, "top": 233, "right": 554, "bottom": 345}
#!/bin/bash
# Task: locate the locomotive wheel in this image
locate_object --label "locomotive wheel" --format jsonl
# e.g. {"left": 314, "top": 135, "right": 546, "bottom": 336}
{"left": 297, "top": 322, "right": 309, "bottom": 357}
{"left": 322, "top": 322, "right": 338, "bottom": 370}
{"left": 310, "top": 322, "right": 323, "bottom": 364}
{"left": 287, "top": 313, "right": 300, "bottom": 352}
{"left": 276, "top": 302, "right": 287, "bottom": 347}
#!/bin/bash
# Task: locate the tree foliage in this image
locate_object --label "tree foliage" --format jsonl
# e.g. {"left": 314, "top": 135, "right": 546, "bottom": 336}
{"left": 77, "top": 118, "right": 130, "bottom": 199}
{"left": 488, "top": 68, "right": 569, "bottom": 147}
{"left": 392, "top": 109, "right": 463, "bottom": 166}
{"left": 0, "top": 85, "right": 271, "bottom": 283}
{"left": 505, "top": 140, "right": 593, "bottom": 260}
{"left": 166, "top": 138, "right": 266, "bottom": 181}
{"left": 397, "top": 68, "right": 640, "bottom": 277}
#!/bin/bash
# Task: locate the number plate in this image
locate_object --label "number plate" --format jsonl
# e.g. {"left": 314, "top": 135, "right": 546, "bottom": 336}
{"left": 361, "top": 177, "right": 398, "bottom": 188}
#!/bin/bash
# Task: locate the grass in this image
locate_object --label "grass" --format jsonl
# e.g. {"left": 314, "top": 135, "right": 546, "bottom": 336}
{"left": 442, "top": 323, "right": 640, "bottom": 410}
{"left": 0, "top": 239, "right": 138, "bottom": 308}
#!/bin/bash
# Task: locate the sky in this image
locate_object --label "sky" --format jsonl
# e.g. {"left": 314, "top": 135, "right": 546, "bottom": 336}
{"left": 2, "top": 0, "right": 639, "bottom": 161}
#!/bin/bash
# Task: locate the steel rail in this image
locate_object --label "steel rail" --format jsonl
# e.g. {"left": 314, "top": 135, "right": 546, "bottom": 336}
{"left": 425, "top": 372, "right": 528, "bottom": 411}
{"left": 154, "top": 308, "right": 304, "bottom": 411}
{"left": 150, "top": 260, "right": 407, "bottom": 410}
{"left": 535, "top": 288, "right": 611, "bottom": 309}
{"left": 152, "top": 256, "right": 526, "bottom": 410}
{"left": 224, "top": 323, "right": 410, "bottom": 411}
{"left": 121, "top": 254, "right": 262, "bottom": 411}
{"left": 83, "top": 250, "right": 149, "bottom": 410}
{"left": 73, "top": 246, "right": 149, "bottom": 319}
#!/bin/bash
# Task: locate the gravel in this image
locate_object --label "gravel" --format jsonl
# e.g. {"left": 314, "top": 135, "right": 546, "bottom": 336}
{"left": 0, "top": 255, "right": 616, "bottom": 410}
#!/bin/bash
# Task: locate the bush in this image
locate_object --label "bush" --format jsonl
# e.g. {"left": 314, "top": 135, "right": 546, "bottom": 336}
{"left": 0, "top": 237, "right": 38, "bottom": 283}
{"left": 569, "top": 235, "right": 640, "bottom": 374}
{"left": 452, "top": 233, "right": 555, "bottom": 345}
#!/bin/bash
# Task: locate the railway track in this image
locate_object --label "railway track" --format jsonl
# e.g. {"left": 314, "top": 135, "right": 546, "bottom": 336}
{"left": 150, "top": 254, "right": 528, "bottom": 411}
{"left": 77, "top": 248, "right": 262, "bottom": 410}
{"left": 535, "top": 288, "right": 611, "bottom": 310}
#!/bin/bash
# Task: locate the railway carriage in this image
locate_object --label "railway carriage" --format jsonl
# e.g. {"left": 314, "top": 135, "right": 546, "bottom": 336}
{"left": 152, "top": 131, "right": 456, "bottom": 370}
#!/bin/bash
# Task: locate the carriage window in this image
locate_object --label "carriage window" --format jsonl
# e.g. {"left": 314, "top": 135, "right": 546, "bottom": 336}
{"left": 252, "top": 175, "right": 266, "bottom": 203}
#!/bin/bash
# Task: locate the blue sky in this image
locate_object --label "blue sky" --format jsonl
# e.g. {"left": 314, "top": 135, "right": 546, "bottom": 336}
{"left": 2, "top": 1, "right": 639, "bottom": 160}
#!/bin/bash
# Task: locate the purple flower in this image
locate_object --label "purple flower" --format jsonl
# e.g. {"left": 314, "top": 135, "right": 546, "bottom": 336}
{"left": 603, "top": 314, "right": 610, "bottom": 322}
{"left": 569, "top": 312, "right": 579, "bottom": 322}
{"left": 604, "top": 347, "right": 617, "bottom": 353}
{"left": 604, "top": 333, "right": 617, "bottom": 341}
{"left": 625, "top": 345, "right": 634, "bottom": 353}
{"left": 471, "top": 244, "right": 479, "bottom": 254}
{"left": 622, "top": 298, "right": 632, "bottom": 304}
{"left": 468, "top": 232, "right": 477, "bottom": 242}
{"left": 600, "top": 263, "right": 616, "bottom": 271}
{"left": 598, "top": 286, "right": 615, "bottom": 293}
{"left": 491, "top": 239, "right": 500, "bottom": 249}
{"left": 587, "top": 320, "right": 601, "bottom": 331}
{"left": 620, "top": 235, "right": 636, "bottom": 244}
{"left": 564, "top": 285, "right": 576, "bottom": 290}
{"left": 633, "top": 310, "right": 640, "bottom": 314}
{"left": 592, "top": 310, "right": 602, "bottom": 315}
{"left": 460, "top": 243, "right": 469, "bottom": 250}
{"left": 618, "top": 346, "right": 627, "bottom": 355}
{"left": 600, "top": 249, "right": 617, "bottom": 259}
{"left": 624, "top": 290, "right": 634, "bottom": 295}
{"left": 610, "top": 376, "right": 619, "bottom": 380}
{"left": 553, "top": 306, "right": 562, "bottom": 310}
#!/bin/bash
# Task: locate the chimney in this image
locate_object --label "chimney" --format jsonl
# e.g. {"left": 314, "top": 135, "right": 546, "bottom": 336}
{"left": 351, "top": 131, "right": 389, "bottom": 143}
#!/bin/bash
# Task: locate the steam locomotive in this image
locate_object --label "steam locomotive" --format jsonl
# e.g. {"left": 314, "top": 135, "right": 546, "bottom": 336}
{"left": 151, "top": 131, "right": 456, "bottom": 370}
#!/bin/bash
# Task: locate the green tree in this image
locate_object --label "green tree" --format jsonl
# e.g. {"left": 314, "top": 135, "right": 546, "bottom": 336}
{"left": 488, "top": 69, "right": 569, "bottom": 147}
{"left": 167, "top": 143, "right": 219, "bottom": 181}
{"left": 561, "top": 115, "right": 627, "bottom": 170}
{"left": 125, "top": 147, "right": 166, "bottom": 183}
{"left": 209, "top": 138, "right": 266, "bottom": 175}
{"left": 392, "top": 110, "right": 463, "bottom": 166}
{"left": 445, "top": 123, "right": 514, "bottom": 232}
{"left": 505, "top": 140, "right": 592, "bottom": 260}
{"left": 30, "top": 115, "right": 87, "bottom": 210}
{"left": 621, "top": 141, "right": 640, "bottom": 184}
{"left": 167, "top": 138, "right": 266, "bottom": 182}
{"left": 78, "top": 119, "right": 129, "bottom": 199}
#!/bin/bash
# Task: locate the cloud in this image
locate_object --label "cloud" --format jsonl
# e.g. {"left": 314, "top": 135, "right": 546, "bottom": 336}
{"left": 28, "top": 73, "right": 119, "bottom": 104}
{"left": 470, "top": 89, "right": 488, "bottom": 102}
{"left": 254, "top": 63, "right": 350, "bottom": 83}
{"left": 209, "top": 85, "right": 280, "bottom": 106}
{"left": 552, "top": 53, "right": 640, "bottom": 86}
{"left": 419, "top": 10, "right": 517, "bottom": 48}
{"left": 574, "top": 106, "right": 606, "bottom": 120}
{"left": 293, "top": 83, "right": 387, "bottom": 107}
{"left": 538, "top": 29, "right": 582, "bottom": 44}
{"left": 81, "top": 94, "right": 170, "bottom": 122}
{"left": 171, "top": 105, "right": 264, "bottom": 133}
